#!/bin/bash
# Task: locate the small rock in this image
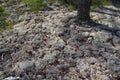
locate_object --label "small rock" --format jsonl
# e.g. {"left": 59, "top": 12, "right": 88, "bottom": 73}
{"left": 82, "top": 32, "right": 89, "bottom": 37}
{"left": 63, "top": 75, "right": 70, "bottom": 80}
{"left": 37, "top": 75, "right": 45, "bottom": 80}
{"left": 13, "top": 21, "right": 26, "bottom": 28}
{"left": 3, "top": 76, "right": 20, "bottom": 80}
{"left": 104, "top": 76, "right": 110, "bottom": 80}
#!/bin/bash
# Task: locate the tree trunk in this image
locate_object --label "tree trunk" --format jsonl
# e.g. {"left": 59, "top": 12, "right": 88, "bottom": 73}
{"left": 77, "top": 0, "right": 92, "bottom": 21}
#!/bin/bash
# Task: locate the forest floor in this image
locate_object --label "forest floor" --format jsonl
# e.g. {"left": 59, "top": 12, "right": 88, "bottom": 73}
{"left": 0, "top": 1, "right": 120, "bottom": 80}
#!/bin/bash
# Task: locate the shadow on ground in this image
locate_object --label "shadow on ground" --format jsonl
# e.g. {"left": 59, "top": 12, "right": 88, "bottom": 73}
{"left": 89, "top": 5, "right": 120, "bottom": 38}
{"left": 91, "top": 10, "right": 119, "bottom": 17}
{"left": 89, "top": 21, "right": 120, "bottom": 37}
{"left": 63, "top": 15, "right": 120, "bottom": 38}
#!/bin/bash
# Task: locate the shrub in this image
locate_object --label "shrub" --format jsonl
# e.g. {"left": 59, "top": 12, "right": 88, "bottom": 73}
{"left": 21, "top": 0, "right": 60, "bottom": 12}
{"left": 0, "top": 6, "right": 6, "bottom": 29}
{"left": 0, "top": 5, "right": 13, "bottom": 32}
{"left": 21, "top": 0, "right": 47, "bottom": 12}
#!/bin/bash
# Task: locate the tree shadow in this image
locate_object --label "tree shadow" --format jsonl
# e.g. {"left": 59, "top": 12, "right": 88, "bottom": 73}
{"left": 91, "top": 10, "right": 119, "bottom": 17}
{"left": 88, "top": 21, "right": 120, "bottom": 37}
{"left": 62, "top": 15, "right": 120, "bottom": 38}
{"left": 88, "top": 5, "right": 120, "bottom": 38}
{"left": 99, "top": 6, "right": 120, "bottom": 13}
{"left": 91, "top": 5, "right": 120, "bottom": 17}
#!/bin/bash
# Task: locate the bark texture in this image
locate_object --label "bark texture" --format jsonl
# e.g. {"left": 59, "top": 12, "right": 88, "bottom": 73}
{"left": 77, "top": 0, "right": 92, "bottom": 21}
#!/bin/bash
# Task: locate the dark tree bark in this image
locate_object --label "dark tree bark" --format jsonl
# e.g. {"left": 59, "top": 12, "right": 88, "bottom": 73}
{"left": 112, "top": 0, "right": 120, "bottom": 8}
{"left": 77, "top": 0, "right": 92, "bottom": 21}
